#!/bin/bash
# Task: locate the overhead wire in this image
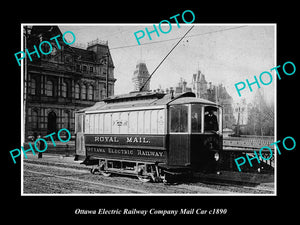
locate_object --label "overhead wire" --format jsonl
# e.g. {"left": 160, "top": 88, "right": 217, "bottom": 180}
{"left": 110, "top": 25, "right": 248, "bottom": 50}
{"left": 139, "top": 25, "right": 194, "bottom": 91}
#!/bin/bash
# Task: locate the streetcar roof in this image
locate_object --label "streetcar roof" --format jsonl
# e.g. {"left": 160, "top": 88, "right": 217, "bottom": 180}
{"left": 168, "top": 97, "right": 220, "bottom": 106}
{"left": 77, "top": 91, "right": 220, "bottom": 113}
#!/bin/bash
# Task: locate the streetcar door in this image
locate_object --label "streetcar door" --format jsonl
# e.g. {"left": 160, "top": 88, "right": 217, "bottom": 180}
{"left": 190, "top": 105, "right": 222, "bottom": 171}
{"left": 168, "top": 104, "right": 190, "bottom": 166}
{"left": 75, "top": 112, "right": 86, "bottom": 157}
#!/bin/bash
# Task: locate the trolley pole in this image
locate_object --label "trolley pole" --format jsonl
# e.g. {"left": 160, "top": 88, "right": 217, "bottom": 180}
{"left": 139, "top": 25, "right": 194, "bottom": 92}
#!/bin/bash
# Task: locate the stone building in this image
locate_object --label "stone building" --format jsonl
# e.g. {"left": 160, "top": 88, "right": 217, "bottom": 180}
{"left": 175, "top": 78, "right": 192, "bottom": 94}
{"left": 191, "top": 70, "right": 236, "bottom": 129}
{"left": 216, "top": 84, "right": 236, "bottom": 129}
{"left": 24, "top": 26, "right": 116, "bottom": 139}
{"left": 192, "top": 70, "right": 208, "bottom": 99}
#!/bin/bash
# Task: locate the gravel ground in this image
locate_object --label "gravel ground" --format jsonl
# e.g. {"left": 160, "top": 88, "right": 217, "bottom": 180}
{"left": 22, "top": 156, "right": 274, "bottom": 195}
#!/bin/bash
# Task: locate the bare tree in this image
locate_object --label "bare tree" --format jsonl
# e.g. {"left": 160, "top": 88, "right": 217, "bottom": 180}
{"left": 246, "top": 90, "right": 274, "bottom": 136}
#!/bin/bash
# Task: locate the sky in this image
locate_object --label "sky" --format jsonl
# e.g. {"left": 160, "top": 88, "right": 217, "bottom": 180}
{"left": 59, "top": 24, "right": 275, "bottom": 105}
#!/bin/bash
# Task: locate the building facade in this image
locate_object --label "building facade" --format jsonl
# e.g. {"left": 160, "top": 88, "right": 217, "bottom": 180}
{"left": 216, "top": 84, "right": 236, "bottom": 129}
{"left": 174, "top": 78, "right": 192, "bottom": 93}
{"left": 24, "top": 26, "right": 116, "bottom": 139}
{"left": 191, "top": 70, "right": 235, "bottom": 129}
{"left": 192, "top": 70, "right": 209, "bottom": 99}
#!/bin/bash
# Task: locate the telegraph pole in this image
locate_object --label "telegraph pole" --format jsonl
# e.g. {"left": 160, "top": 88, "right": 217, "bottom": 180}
{"left": 106, "top": 52, "right": 109, "bottom": 98}
{"left": 23, "top": 26, "right": 29, "bottom": 143}
{"left": 236, "top": 106, "right": 241, "bottom": 136}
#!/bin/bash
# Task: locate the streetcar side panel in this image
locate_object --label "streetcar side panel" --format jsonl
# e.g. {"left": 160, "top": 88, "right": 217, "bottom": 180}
{"left": 84, "top": 107, "right": 168, "bottom": 164}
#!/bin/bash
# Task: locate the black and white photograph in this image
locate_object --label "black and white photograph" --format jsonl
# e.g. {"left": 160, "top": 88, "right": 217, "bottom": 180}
{"left": 4, "top": 4, "right": 298, "bottom": 220}
{"left": 20, "top": 23, "right": 276, "bottom": 195}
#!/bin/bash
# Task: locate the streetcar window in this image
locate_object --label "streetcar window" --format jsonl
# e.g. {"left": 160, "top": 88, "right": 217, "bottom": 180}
{"left": 104, "top": 113, "right": 112, "bottom": 133}
{"left": 94, "top": 114, "right": 99, "bottom": 133}
{"left": 170, "top": 105, "right": 188, "bottom": 132}
{"left": 89, "top": 114, "right": 95, "bottom": 134}
{"left": 150, "top": 110, "right": 158, "bottom": 134}
{"left": 204, "top": 106, "right": 219, "bottom": 132}
{"left": 191, "top": 104, "right": 202, "bottom": 133}
{"left": 85, "top": 115, "right": 90, "bottom": 133}
{"left": 129, "top": 111, "right": 138, "bottom": 134}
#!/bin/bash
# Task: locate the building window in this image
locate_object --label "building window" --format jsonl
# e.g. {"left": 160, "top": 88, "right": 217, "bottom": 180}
{"left": 90, "top": 66, "right": 93, "bottom": 73}
{"left": 108, "top": 84, "right": 114, "bottom": 96}
{"left": 99, "top": 83, "right": 105, "bottom": 100}
{"left": 62, "top": 111, "right": 69, "bottom": 130}
{"left": 65, "top": 55, "right": 72, "bottom": 63}
{"left": 31, "top": 78, "right": 36, "bottom": 95}
{"left": 75, "top": 84, "right": 80, "bottom": 99}
{"left": 83, "top": 65, "right": 87, "bottom": 72}
{"left": 100, "top": 89, "right": 104, "bottom": 100}
{"left": 32, "top": 110, "right": 38, "bottom": 130}
{"left": 81, "top": 84, "right": 87, "bottom": 100}
{"left": 88, "top": 85, "right": 93, "bottom": 100}
{"left": 62, "top": 82, "right": 68, "bottom": 98}
{"left": 46, "top": 80, "right": 54, "bottom": 96}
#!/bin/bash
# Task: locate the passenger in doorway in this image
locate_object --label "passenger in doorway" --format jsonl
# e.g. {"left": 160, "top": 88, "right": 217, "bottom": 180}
{"left": 204, "top": 110, "right": 218, "bottom": 132}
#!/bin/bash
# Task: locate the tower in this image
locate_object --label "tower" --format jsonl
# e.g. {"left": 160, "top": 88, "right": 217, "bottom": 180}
{"left": 192, "top": 70, "right": 208, "bottom": 98}
{"left": 132, "top": 61, "right": 150, "bottom": 91}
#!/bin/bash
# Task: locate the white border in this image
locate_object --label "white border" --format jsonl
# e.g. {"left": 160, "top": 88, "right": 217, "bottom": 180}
{"left": 20, "top": 23, "right": 277, "bottom": 197}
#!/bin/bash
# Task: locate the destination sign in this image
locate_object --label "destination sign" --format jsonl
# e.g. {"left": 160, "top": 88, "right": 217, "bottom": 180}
{"left": 85, "top": 134, "right": 165, "bottom": 148}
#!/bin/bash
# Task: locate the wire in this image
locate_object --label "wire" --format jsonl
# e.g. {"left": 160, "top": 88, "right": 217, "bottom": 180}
{"left": 110, "top": 25, "right": 248, "bottom": 50}
{"left": 139, "top": 25, "right": 194, "bottom": 91}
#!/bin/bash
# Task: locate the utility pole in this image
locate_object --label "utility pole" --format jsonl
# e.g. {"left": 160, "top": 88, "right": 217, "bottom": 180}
{"left": 106, "top": 52, "right": 109, "bottom": 98}
{"left": 236, "top": 106, "right": 241, "bottom": 136}
{"left": 23, "top": 26, "right": 29, "bottom": 143}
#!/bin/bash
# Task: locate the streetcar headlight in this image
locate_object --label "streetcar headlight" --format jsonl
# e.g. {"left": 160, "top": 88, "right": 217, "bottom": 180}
{"left": 214, "top": 152, "right": 220, "bottom": 161}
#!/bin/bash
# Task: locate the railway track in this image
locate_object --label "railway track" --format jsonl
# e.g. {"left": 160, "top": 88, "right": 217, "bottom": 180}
{"left": 23, "top": 162, "right": 150, "bottom": 194}
{"left": 25, "top": 169, "right": 148, "bottom": 194}
{"left": 23, "top": 160, "right": 274, "bottom": 194}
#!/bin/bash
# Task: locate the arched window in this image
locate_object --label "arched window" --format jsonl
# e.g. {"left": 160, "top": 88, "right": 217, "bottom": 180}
{"left": 31, "top": 78, "right": 36, "bottom": 95}
{"left": 81, "top": 84, "right": 87, "bottom": 100}
{"left": 75, "top": 84, "right": 80, "bottom": 99}
{"left": 46, "top": 80, "right": 54, "bottom": 96}
{"left": 88, "top": 85, "right": 93, "bottom": 100}
{"left": 62, "top": 82, "right": 68, "bottom": 98}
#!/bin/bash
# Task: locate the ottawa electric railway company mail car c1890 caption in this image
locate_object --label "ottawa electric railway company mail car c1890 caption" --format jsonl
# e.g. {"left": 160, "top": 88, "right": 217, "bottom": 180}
{"left": 75, "top": 91, "right": 223, "bottom": 183}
